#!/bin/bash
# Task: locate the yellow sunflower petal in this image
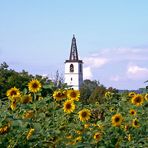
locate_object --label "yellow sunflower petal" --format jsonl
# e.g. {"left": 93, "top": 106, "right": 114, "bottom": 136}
{"left": 128, "top": 92, "right": 136, "bottom": 98}
{"left": 111, "top": 113, "right": 123, "bottom": 127}
{"left": 144, "top": 93, "right": 148, "bottom": 101}
{"left": 67, "top": 89, "right": 80, "bottom": 101}
{"left": 28, "top": 79, "right": 41, "bottom": 93}
{"left": 129, "top": 109, "right": 136, "bottom": 116}
{"left": 21, "top": 94, "right": 32, "bottom": 104}
{"left": 63, "top": 100, "right": 75, "bottom": 113}
{"left": 93, "top": 132, "right": 102, "bottom": 141}
{"left": 53, "top": 89, "right": 66, "bottom": 101}
{"left": 6, "top": 87, "right": 20, "bottom": 100}
{"left": 78, "top": 109, "right": 91, "bottom": 122}
{"left": 131, "top": 94, "right": 144, "bottom": 106}
{"left": 132, "top": 118, "right": 140, "bottom": 128}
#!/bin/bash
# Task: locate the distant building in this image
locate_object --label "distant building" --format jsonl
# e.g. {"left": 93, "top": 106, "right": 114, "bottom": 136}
{"left": 64, "top": 35, "right": 83, "bottom": 90}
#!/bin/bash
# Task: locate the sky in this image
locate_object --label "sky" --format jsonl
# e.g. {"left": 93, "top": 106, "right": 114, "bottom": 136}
{"left": 0, "top": 0, "right": 148, "bottom": 90}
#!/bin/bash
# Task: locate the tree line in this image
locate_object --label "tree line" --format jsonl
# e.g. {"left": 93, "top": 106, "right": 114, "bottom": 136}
{"left": 0, "top": 62, "right": 122, "bottom": 104}
{"left": 0, "top": 62, "right": 54, "bottom": 99}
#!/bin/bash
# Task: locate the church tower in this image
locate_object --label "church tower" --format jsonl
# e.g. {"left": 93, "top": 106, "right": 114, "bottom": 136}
{"left": 64, "top": 35, "right": 83, "bottom": 90}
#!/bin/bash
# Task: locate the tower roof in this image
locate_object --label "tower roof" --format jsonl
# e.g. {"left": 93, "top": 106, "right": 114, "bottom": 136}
{"left": 69, "top": 34, "right": 79, "bottom": 61}
{"left": 65, "top": 35, "right": 83, "bottom": 63}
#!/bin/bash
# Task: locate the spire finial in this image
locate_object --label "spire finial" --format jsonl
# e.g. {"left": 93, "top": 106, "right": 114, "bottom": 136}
{"left": 73, "top": 34, "right": 75, "bottom": 38}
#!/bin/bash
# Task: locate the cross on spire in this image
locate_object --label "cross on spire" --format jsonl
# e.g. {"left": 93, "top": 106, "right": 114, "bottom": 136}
{"left": 69, "top": 34, "right": 79, "bottom": 61}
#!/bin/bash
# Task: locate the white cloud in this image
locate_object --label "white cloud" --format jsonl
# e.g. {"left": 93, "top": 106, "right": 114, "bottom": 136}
{"left": 98, "top": 47, "right": 148, "bottom": 61}
{"left": 83, "top": 67, "right": 93, "bottom": 79}
{"left": 81, "top": 46, "right": 148, "bottom": 89}
{"left": 83, "top": 56, "right": 108, "bottom": 68}
{"left": 127, "top": 65, "right": 148, "bottom": 80}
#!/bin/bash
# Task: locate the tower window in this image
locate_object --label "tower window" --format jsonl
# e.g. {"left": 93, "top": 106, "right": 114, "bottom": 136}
{"left": 70, "top": 64, "right": 74, "bottom": 72}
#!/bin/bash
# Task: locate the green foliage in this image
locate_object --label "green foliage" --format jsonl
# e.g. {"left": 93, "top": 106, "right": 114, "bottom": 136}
{"left": 0, "top": 84, "right": 147, "bottom": 147}
{"left": 89, "top": 85, "right": 106, "bottom": 104}
{"left": 0, "top": 62, "right": 57, "bottom": 99}
{"left": 80, "top": 79, "right": 100, "bottom": 103}
{"left": 80, "top": 79, "right": 118, "bottom": 104}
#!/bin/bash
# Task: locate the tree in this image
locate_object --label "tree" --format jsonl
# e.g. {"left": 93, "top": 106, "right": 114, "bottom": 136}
{"left": 89, "top": 85, "right": 106, "bottom": 104}
{"left": 52, "top": 70, "right": 66, "bottom": 89}
{"left": 0, "top": 62, "right": 54, "bottom": 99}
{"left": 0, "top": 62, "right": 9, "bottom": 69}
{"left": 80, "top": 79, "right": 100, "bottom": 104}
{"left": 0, "top": 63, "right": 33, "bottom": 99}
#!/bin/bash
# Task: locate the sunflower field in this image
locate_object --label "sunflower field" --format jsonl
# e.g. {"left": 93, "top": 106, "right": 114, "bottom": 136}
{"left": 0, "top": 79, "right": 148, "bottom": 147}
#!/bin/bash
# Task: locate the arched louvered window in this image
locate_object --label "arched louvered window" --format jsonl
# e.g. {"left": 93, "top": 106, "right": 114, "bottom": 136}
{"left": 70, "top": 64, "right": 74, "bottom": 72}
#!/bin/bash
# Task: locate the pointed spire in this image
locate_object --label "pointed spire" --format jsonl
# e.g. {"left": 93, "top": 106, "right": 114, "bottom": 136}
{"left": 69, "top": 35, "right": 78, "bottom": 61}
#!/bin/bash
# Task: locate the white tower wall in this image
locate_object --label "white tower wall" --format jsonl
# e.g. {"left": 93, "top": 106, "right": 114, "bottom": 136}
{"left": 65, "top": 62, "right": 83, "bottom": 90}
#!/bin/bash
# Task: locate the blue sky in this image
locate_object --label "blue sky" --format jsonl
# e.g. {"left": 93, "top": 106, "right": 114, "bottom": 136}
{"left": 0, "top": 0, "right": 148, "bottom": 89}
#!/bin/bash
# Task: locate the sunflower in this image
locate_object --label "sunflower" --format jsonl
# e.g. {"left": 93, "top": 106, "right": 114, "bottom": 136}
{"left": 84, "top": 123, "right": 90, "bottom": 129}
{"left": 132, "top": 119, "right": 140, "bottom": 128}
{"left": 75, "top": 130, "right": 83, "bottom": 135}
{"left": 67, "top": 89, "right": 80, "bottom": 101}
{"left": 53, "top": 90, "right": 67, "bottom": 101}
{"left": 131, "top": 94, "right": 144, "bottom": 106}
{"left": 128, "top": 134, "right": 132, "bottom": 141}
{"left": 105, "top": 91, "right": 112, "bottom": 98}
{"left": 109, "top": 107, "right": 115, "bottom": 112}
{"left": 10, "top": 100, "right": 17, "bottom": 111}
{"left": 11, "top": 96, "right": 21, "bottom": 102}
{"left": 144, "top": 93, "right": 148, "bottom": 101}
{"left": 63, "top": 100, "right": 75, "bottom": 113}
{"left": 78, "top": 109, "right": 91, "bottom": 122}
{"left": 93, "top": 132, "right": 101, "bottom": 141}
{"left": 129, "top": 109, "right": 136, "bottom": 116}
{"left": 23, "top": 110, "right": 34, "bottom": 119}
{"left": 6, "top": 87, "right": 20, "bottom": 100}
{"left": 124, "top": 125, "right": 129, "bottom": 131}
{"left": 28, "top": 79, "right": 41, "bottom": 93}
{"left": 38, "top": 96, "right": 43, "bottom": 100}
{"left": 0, "top": 125, "right": 10, "bottom": 135}
{"left": 21, "top": 94, "right": 32, "bottom": 104}
{"left": 97, "top": 124, "right": 104, "bottom": 131}
{"left": 111, "top": 113, "right": 123, "bottom": 127}
{"left": 26, "top": 128, "right": 35, "bottom": 140}
{"left": 75, "top": 136, "right": 82, "bottom": 142}
{"left": 128, "top": 92, "right": 136, "bottom": 98}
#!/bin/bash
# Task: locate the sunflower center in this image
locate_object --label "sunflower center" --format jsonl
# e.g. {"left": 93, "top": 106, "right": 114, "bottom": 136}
{"left": 57, "top": 92, "right": 62, "bottom": 97}
{"left": 131, "top": 111, "right": 135, "bottom": 114}
{"left": 61, "top": 93, "right": 66, "bottom": 97}
{"left": 115, "top": 117, "right": 120, "bottom": 122}
{"left": 66, "top": 103, "right": 72, "bottom": 109}
{"left": 32, "top": 83, "right": 38, "bottom": 88}
{"left": 95, "top": 134, "right": 100, "bottom": 139}
{"left": 81, "top": 112, "right": 87, "bottom": 117}
{"left": 135, "top": 97, "right": 141, "bottom": 103}
{"left": 134, "top": 120, "right": 138, "bottom": 125}
{"left": 70, "top": 92, "right": 76, "bottom": 98}
{"left": 10, "top": 90, "right": 17, "bottom": 96}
